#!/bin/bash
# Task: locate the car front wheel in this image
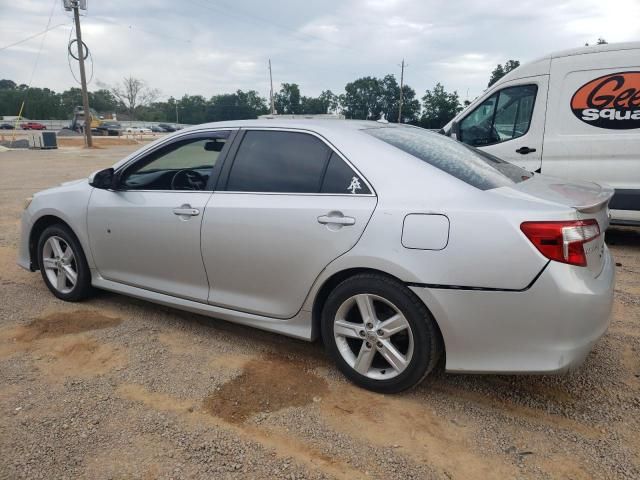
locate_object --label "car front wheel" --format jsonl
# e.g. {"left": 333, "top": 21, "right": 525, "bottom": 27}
{"left": 37, "top": 225, "right": 92, "bottom": 301}
{"left": 321, "top": 273, "right": 442, "bottom": 393}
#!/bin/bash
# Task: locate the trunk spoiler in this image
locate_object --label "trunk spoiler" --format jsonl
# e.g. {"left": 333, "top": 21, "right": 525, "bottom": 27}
{"left": 573, "top": 186, "right": 614, "bottom": 213}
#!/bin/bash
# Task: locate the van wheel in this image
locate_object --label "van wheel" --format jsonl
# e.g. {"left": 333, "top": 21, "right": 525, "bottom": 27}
{"left": 321, "top": 273, "right": 442, "bottom": 393}
{"left": 37, "top": 224, "right": 92, "bottom": 302}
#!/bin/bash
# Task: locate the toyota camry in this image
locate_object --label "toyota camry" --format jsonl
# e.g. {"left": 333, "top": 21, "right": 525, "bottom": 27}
{"left": 18, "top": 120, "right": 615, "bottom": 392}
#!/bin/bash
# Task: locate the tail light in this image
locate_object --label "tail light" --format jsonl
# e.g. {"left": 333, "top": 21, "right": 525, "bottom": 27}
{"left": 520, "top": 220, "right": 600, "bottom": 267}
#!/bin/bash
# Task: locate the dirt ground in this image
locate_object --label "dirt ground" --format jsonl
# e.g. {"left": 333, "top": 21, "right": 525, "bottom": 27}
{"left": 0, "top": 146, "right": 638, "bottom": 480}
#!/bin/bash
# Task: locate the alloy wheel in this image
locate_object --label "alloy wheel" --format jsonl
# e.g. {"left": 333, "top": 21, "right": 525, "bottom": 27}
{"left": 333, "top": 293, "right": 414, "bottom": 380}
{"left": 42, "top": 236, "right": 78, "bottom": 294}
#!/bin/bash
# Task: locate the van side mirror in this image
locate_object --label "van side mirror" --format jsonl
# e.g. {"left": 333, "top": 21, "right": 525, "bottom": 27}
{"left": 90, "top": 168, "right": 115, "bottom": 190}
{"left": 450, "top": 121, "right": 460, "bottom": 140}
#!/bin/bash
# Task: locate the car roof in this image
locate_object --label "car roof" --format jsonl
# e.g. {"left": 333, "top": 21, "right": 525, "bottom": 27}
{"left": 180, "top": 118, "right": 393, "bottom": 134}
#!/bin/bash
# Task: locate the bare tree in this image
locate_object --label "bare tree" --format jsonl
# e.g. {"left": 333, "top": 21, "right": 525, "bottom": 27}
{"left": 110, "top": 76, "right": 160, "bottom": 119}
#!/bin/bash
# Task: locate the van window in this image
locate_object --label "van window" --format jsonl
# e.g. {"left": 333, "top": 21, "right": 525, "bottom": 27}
{"left": 364, "top": 126, "right": 531, "bottom": 191}
{"left": 459, "top": 85, "right": 537, "bottom": 147}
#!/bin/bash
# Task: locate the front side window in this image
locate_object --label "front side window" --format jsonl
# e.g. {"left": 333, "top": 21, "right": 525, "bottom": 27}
{"left": 226, "top": 130, "right": 370, "bottom": 194}
{"left": 459, "top": 85, "right": 537, "bottom": 147}
{"left": 365, "top": 126, "right": 531, "bottom": 191}
{"left": 121, "top": 132, "right": 229, "bottom": 191}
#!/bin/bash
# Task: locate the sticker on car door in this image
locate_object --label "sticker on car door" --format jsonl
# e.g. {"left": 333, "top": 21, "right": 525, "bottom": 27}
{"left": 570, "top": 71, "right": 640, "bottom": 129}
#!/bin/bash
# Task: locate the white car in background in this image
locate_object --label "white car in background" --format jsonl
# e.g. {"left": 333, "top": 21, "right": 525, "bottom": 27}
{"left": 125, "top": 126, "right": 152, "bottom": 134}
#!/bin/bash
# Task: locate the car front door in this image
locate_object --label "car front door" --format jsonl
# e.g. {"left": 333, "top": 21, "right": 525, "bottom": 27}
{"left": 458, "top": 77, "right": 548, "bottom": 172}
{"left": 87, "top": 130, "right": 234, "bottom": 302}
{"left": 202, "top": 129, "right": 377, "bottom": 318}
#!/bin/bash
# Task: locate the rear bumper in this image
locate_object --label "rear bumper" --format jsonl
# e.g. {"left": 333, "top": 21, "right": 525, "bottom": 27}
{"left": 410, "top": 247, "right": 615, "bottom": 374}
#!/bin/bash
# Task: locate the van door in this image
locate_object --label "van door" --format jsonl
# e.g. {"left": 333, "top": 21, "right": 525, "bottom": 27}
{"left": 457, "top": 76, "right": 549, "bottom": 172}
{"left": 542, "top": 48, "right": 640, "bottom": 222}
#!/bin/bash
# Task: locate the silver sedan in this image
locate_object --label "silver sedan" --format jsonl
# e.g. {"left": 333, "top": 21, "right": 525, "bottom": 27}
{"left": 18, "top": 120, "right": 615, "bottom": 392}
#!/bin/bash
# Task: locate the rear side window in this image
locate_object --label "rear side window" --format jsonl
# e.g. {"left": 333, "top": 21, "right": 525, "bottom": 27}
{"left": 226, "top": 130, "right": 371, "bottom": 194}
{"left": 321, "top": 152, "right": 371, "bottom": 194}
{"left": 364, "top": 126, "right": 531, "bottom": 190}
{"left": 227, "top": 131, "right": 330, "bottom": 193}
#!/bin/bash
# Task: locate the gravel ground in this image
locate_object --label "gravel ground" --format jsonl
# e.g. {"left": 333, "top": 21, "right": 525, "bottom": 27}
{"left": 0, "top": 146, "right": 638, "bottom": 480}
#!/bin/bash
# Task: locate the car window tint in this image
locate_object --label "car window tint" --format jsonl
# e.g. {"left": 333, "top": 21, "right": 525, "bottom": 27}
{"left": 460, "top": 85, "right": 537, "bottom": 146}
{"left": 321, "top": 152, "right": 371, "bottom": 194}
{"left": 226, "top": 131, "right": 331, "bottom": 193}
{"left": 122, "top": 133, "right": 229, "bottom": 191}
{"left": 364, "top": 126, "right": 531, "bottom": 190}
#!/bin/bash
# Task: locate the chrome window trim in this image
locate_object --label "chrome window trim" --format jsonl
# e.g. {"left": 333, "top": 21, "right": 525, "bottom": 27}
{"left": 223, "top": 126, "right": 377, "bottom": 197}
{"left": 212, "top": 191, "right": 374, "bottom": 197}
{"left": 107, "top": 190, "right": 213, "bottom": 194}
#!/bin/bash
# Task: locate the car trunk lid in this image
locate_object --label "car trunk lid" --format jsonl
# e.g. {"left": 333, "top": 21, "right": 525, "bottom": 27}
{"left": 495, "top": 174, "right": 613, "bottom": 276}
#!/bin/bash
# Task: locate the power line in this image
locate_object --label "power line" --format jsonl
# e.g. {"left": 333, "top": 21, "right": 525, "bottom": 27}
{"left": 90, "top": 15, "right": 193, "bottom": 44}
{"left": 190, "top": 0, "right": 359, "bottom": 54}
{"left": 0, "top": 22, "right": 69, "bottom": 52}
{"left": 8, "top": 0, "right": 57, "bottom": 140}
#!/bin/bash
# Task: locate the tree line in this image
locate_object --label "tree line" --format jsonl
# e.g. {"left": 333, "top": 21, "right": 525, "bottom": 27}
{"left": 0, "top": 61, "right": 518, "bottom": 129}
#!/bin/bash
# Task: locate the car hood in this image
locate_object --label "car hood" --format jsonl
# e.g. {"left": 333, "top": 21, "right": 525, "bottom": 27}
{"left": 34, "top": 178, "right": 86, "bottom": 197}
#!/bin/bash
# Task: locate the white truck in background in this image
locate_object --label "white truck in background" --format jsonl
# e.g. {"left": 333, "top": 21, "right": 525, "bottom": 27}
{"left": 443, "top": 41, "right": 640, "bottom": 226}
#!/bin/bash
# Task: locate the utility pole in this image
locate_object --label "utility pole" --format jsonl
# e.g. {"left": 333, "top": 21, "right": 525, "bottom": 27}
{"left": 175, "top": 102, "right": 179, "bottom": 124}
{"left": 268, "top": 59, "right": 275, "bottom": 115}
{"left": 68, "top": 0, "right": 93, "bottom": 147}
{"left": 398, "top": 59, "right": 406, "bottom": 123}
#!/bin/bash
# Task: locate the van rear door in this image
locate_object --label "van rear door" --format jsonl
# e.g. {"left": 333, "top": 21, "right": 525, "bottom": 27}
{"left": 456, "top": 75, "right": 549, "bottom": 173}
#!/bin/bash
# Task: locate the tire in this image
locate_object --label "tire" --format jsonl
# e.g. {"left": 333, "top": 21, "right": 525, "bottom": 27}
{"left": 321, "top": 273, "right": 442, "bottom": 393}
{"left": 37, "top": 224, "right": 93, "bottom": 302}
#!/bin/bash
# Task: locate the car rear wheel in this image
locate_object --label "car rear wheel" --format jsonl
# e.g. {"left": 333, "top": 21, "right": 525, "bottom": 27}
{"left": 37, "top": 224, "right": 92, "bottom": 301}
{"left": 321, "top": 273, "right": 442, "bottom": 393}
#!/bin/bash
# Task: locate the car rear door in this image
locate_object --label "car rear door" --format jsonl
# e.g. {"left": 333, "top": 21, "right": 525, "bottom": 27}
{"left": 87, "top": 130, "right": 234, "bottom": 302}
{"left": 457, "top": 76, "right": 549, "bottom": 172}
{"left": 202, "top": 128, "right": 377, "bottom": 318}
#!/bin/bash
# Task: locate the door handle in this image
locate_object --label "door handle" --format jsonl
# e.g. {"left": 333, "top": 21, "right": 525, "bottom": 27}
{"left": 173, "top": 205, "right": 200, "bottom": 216}
{"left": 317, "top": 214, "right": 356, "bottom": 226}
{"left": 516, "top": 146, "right": 537, "bottom": 154}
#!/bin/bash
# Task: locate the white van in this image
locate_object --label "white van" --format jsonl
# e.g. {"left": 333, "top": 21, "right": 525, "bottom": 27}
{"left": 443, "top": 42, "right": 640, "bottom": 225}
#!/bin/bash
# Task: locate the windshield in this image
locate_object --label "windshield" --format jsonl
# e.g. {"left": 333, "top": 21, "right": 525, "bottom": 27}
{"left": 364, "top": 126, "right": 531, "bottom": 190}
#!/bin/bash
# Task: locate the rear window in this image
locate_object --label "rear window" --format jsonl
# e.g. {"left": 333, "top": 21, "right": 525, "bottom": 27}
{"left": 364, "top": 126, "right": 531, "bottom": 190}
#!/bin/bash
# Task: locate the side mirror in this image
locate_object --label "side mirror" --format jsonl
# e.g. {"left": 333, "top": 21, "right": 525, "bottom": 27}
{"left": 89, "top": 168, "right": 115, "bottom": 190}
{"left": 450, "top": 121, "right": 460, "bottom": 140}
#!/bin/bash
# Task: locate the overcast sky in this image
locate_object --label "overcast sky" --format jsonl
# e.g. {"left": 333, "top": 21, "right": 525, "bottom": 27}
{"left": 1, "top": 0, "right": 639, "bottom": 103}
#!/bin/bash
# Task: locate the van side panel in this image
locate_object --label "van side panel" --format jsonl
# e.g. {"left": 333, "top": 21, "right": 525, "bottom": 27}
{"left": 543, "top": 48, "right": 640, "bottom": 220}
